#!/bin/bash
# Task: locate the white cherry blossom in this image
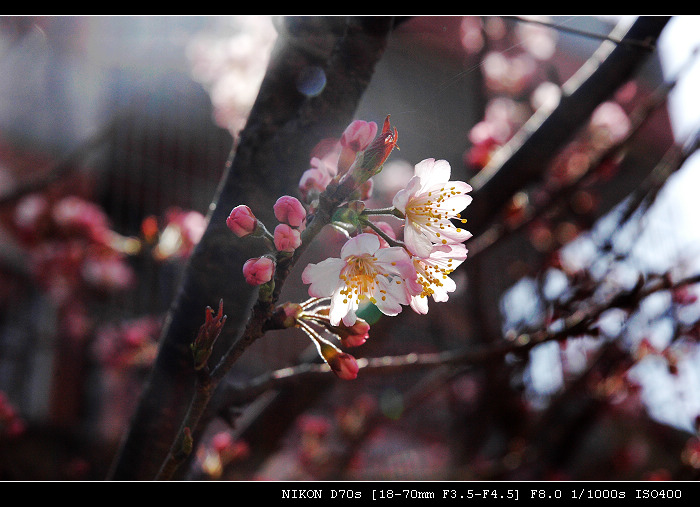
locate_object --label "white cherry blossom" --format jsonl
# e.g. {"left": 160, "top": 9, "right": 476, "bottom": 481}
{"left": 393, "top": 158, "right": 473, "bottom": 258}
{"left": 302, "top": 233, "right": 419, "bottom": 326}
{"left": 408, "top": 242, "right": 469, "bottom": 314}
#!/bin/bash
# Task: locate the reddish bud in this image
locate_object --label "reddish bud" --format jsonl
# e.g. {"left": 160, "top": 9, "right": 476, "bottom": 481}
{"left": 273, "top": 195, "right": 307, "bottom": 228}
{"left": 226, "top": 205, "right": 258, "bottom": 237}
{"left": 353, "top": 115, "right": 398, "bottom": 180}
{"left": 242, "top": 256, "right": 275, "bottom": 286}
{"left": 329, "top": 352, "right": 360, "bottom": 380}
{"left": 191, "top": 300, "right": 227, "bottom": 370}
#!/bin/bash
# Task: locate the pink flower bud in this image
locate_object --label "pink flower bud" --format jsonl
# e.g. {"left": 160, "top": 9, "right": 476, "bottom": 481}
{"left": 273, "top": 223, "right": 302, "bottom": 252}
{"left": 226, "top": 205, "right": 257, "bottom": 237}
{"left": 242, "top": 256, "right": 275, "bottom": 286}
{"left": 299, "top": 157, "right": 336, "bottom": 202}
{"left": 328, "top": 351, "right": 360, "bottom": 380}
{"left": 340, "top": 319, "right": 370, "bottom": 348}
{"left": 273, "top": 195, "right": 307, "bottom": 228}
{"left": 339, "top": 120, "right": 378, "bottom": 175}
{"left": 341, "top": 120, "right": 378, "bottom": 153}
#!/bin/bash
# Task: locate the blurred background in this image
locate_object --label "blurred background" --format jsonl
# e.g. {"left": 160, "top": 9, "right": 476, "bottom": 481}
{"left": 0, "top": 16, "right": 699, "bottom": 480}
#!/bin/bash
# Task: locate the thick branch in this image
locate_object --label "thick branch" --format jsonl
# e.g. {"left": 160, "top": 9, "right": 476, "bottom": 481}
{"left": 107, "top": 16, "right": 394, "bottom": 481}
{"left": 464, "top": 16, "right": 670, "bottom": 237}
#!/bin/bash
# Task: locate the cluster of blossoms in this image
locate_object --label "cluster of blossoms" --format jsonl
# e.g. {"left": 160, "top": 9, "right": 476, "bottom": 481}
{"left": 226, "top": 116, "right": 473, "bottom": 379}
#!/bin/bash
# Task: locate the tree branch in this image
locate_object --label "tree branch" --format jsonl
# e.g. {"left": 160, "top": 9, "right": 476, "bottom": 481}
{"left": 464, "top": 16, "right": 671, "bottom": 238}
{"left": 107, "top": 16, "right": 395, "bottom": 481}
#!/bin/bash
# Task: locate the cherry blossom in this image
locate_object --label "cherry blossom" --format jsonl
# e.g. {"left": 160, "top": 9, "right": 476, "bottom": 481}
{"left": 302, "top": 233, "right": 418, "bottom": 326}
{"left": 408, "top": 242, "right": 469, "bottom": 314}
{"left": 393, "top": 158, "right": 473, "bottom": 258}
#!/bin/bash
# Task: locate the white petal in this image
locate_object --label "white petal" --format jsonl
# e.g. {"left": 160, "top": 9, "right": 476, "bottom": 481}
{"left": 410, "top": 295, "right": 429, "bottom": 314}
{"left": 437, "top": 225, "right": 472, "bottom": 245}
{"left": 340, "top": 233, "right": 379, "bottom": 259}
{"left": 431, "top": 279, "right": 453, "bottom": 301}
{"left": 302, "top": 258, "right": 345, "bottom": 297}
{"left": 415, "top": 158, "right": 451, "bottom": 189}
{"left": 341, "top": 308, "right": 357, "bottom": 327}
{"left": 404, "top": 222, "right": 434, "bottom": 258}
{"left": 392, "top": 175, "right": 421, "bottom": 213}
{"left": 330, "top": 289, "right": 354, "bottom": 326}
{"left": 374, "top": 246, "right": 411, "bottom": 273}
{"left": 373, "top": 280, "right": 405, "bottom": 316}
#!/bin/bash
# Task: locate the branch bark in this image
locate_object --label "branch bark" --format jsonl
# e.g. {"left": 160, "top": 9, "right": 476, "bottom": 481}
{"left": 464, "top": 16, "right": 671, "bottom": 237}
{"left": 107, "top": 16, "right": 395, "bottom": 481}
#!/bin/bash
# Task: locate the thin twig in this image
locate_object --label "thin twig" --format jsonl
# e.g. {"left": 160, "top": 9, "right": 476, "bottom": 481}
{"left": 217, "top": 271, "right": 700, "bottom": 403}
{"left": 504, "top": 16, "right": 659, "bottom": 52}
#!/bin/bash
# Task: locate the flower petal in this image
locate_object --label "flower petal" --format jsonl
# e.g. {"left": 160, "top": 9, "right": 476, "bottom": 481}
{"left": 302, "top": 258, "right": 346, "bottom": 297}
{"left": 403, "top": 221, "right": 435, "bottom": 258}
{"left": 392, "top": 175, "right": 421, "bottom": 213}
{"left": 340, "top": 233, "right": 380, "bottom": 259}
{"left": 414, "top": 158, "right": 451, "bottom": 189}
{"left": 410, "top": 294, "right": 430, "bottom": 314}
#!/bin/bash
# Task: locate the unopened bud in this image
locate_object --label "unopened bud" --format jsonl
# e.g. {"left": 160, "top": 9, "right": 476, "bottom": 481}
{"left": 338, "top": 120, "right": 378, "bottom": 174}
{"left": 351, "top": 115, "right": 398, "bottom": 181}
{"left": 273, "top": 223, "right": 302, "bottom": 252}
{"left": 191, "top": 300, "right": 227, "bottom": 370}
{"left": 226, "top": 205, "right": 258, "bottom": 238}
{"left": 273, "top": 195, "right": 307, "bottom": 228}
{"left": 242, "top": 256, "right": 275, "bottom": 286}
{"left": 318, "top": 340, "right": 360, "bottom": 380}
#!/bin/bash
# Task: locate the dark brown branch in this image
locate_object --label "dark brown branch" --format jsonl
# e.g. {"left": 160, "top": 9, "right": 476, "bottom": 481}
{"left": 464, "top": 16, "right": 671, "bottom": 238}
{"left": 107, "top": 16, "right": 395, "bottom": 481}
{"left": 468, "top": 73, "right": 676, "bottom": 258}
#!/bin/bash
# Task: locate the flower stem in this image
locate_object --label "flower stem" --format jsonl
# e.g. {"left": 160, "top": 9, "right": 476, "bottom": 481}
{"left": 359, "top": 216, "right": 406, "bottom": 249}
{"left": 362, "top": 206, "right": 405, "bottom": 219}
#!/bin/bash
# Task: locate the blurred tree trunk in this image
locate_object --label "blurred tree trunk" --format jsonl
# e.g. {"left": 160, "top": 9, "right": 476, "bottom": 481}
{"left": 108, "top": 16, "right": 396, "bottom": 481}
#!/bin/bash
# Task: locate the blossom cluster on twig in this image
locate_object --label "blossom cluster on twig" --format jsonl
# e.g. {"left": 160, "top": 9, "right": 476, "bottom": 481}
{"left": 225, "top": 116, "right": 473, "bottom": 379}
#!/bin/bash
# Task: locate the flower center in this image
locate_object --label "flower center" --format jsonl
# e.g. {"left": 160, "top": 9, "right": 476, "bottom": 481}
{"left": 407, "top": 187, "right": 467, "bottom": 243}
{"left": 339, "top": 255, "right": 386, "bottom": 305}
{"left": 413, "top": 257, "right": 455, "bottom": 298}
